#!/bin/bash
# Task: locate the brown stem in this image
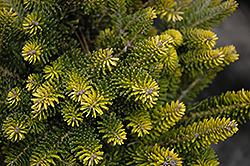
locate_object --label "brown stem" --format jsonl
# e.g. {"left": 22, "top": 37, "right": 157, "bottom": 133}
{"left": 0, "top": 100, "right": 6, "bottom": 104}
{"left": 75, "top": 31, "right": 87, "bottom": 54}
{"left": 96, "top": 11, "right": 108, "bottom": 28}
{"left": 10, "top": 136, "right": 42, "bottom": 164}
{"left": 177, "top": 77, "right": 202, "bottom": 101}
{"left": 80, "top": 30, "right": 90, "bottom": 53}
{"left": 140, "top": 0, "right": 155, "bottom": 11}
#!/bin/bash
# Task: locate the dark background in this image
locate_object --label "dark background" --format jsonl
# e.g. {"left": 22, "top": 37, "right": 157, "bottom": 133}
{"left": 198, "top": 0, "right": 250, "bottom": 165}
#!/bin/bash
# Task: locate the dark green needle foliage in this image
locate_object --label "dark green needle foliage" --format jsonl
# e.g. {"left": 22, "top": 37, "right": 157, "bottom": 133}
{"left": 0, "top": 0, "right": 247, "bottom": 165}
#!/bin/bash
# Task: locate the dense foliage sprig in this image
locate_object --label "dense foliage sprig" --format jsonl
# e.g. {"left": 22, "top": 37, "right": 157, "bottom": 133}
{"left": 0, "top": 0, "right": 245, "bottom": 165}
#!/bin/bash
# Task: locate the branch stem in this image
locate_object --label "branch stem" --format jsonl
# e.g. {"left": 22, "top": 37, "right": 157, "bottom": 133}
{"left": 177, "top": 77, "right": 202, "bottom": 101}
{"left": 75, "top": 31, "right": 87, "bottom": 54}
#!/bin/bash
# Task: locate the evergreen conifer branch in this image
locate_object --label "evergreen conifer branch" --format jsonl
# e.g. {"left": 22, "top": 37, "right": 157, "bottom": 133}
{"left": 4, "top": 137, "right": 38, "bottom": 165}
{"left": 177, "top": 0, "right": 238, "bottom": 29}
{"left": 24, "top": 0, "right": 61, "bottom": 14}
{"left": 29, "top": 131, "right": 70, "bottom": 166}
{"left": 151, "top": 100, "right": 185, "bottom": 134}
{"left": 1, "top": 0, "right": 248, "bottom": 165}
{"left": 182, "top": 28, "right": 218, "bottom": 50}
{"left": 158, "top": 117, "right": 238, "bottom": 153}
{"left": 157, "top": 68, "right": 182, "bottom": 103}
{"left": 0, "top": 8, "right": 15, "bottom": 53}
{"left": 183, "top": 89, "right": 250, "bottom": 124}
{"left": 126, "top": 111, "right": 152, "bottom": 137}
{"left": 26, "top": 73, "right": 43, "bottom": 92}
{"left": 154, "top": 0, "right": 184, "bottom": 22}
{"left": 127, "top": 144, "right": 182, "bottom": 166}
{"left": 61, "top": 100, "right": 83, "bottom": 127}
{"left": 193, "top": 147, "right": 220, "bottom": 166}
{"left": 98, "top": 112, "right": 127, "bottom": 145}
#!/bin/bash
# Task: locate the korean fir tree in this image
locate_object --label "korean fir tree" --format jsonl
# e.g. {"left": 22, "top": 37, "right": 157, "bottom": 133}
{"left": 0, "top": 0, "right": 246, "bottom": 165}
